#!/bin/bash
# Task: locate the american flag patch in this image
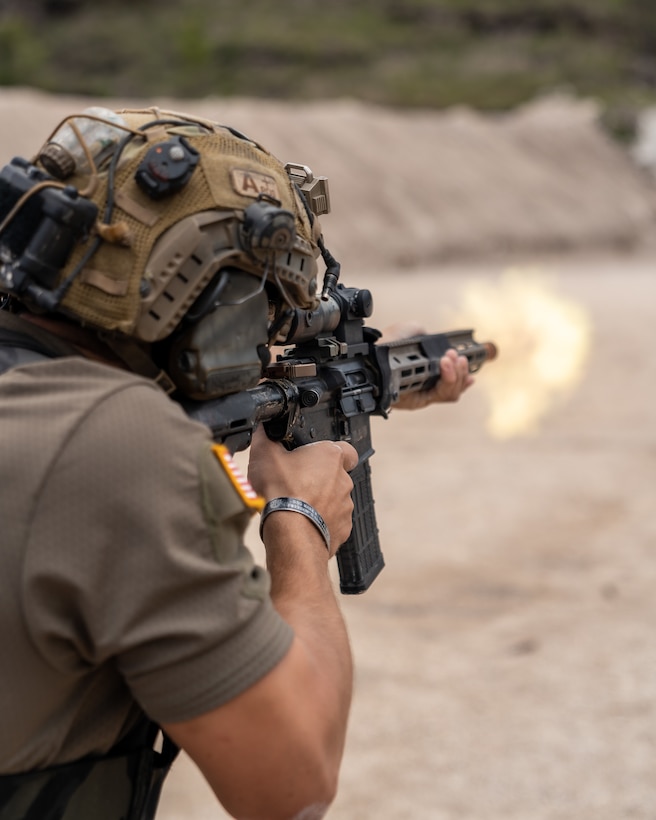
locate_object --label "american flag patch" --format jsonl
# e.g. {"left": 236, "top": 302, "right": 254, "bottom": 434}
{"left": 211, "top": 444, "right": 264, "bottom": 512}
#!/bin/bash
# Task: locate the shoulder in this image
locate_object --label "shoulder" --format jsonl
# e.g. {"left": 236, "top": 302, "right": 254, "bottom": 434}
{"left": 20, "top": 356, "right": 212, "bottom": 457}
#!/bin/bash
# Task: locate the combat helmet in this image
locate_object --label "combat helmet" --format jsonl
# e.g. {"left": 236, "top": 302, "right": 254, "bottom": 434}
{"left": 0, "top": 106, "right": 333, "bottom": 396}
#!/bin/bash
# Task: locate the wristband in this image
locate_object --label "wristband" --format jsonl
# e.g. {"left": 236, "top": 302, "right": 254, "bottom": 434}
{"left": 259, "top": 497, "right": 331, "bottom": 552}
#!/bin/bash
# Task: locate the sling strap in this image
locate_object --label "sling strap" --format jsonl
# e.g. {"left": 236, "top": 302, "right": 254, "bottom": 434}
{"left": 0, "top": 723, "right": 178, "bottom": 820}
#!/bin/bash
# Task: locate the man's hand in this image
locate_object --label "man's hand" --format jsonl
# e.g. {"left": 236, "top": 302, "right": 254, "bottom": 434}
{"left": 248, "top": 427, "right": 358, "bottom": 554}
{"left": 380, "top": 321, "right": 474, "bottom": 410}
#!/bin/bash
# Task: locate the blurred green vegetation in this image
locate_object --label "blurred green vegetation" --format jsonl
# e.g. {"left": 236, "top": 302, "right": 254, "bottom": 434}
{"left": 1, "top": 0, "right": 655, "bottom": 132}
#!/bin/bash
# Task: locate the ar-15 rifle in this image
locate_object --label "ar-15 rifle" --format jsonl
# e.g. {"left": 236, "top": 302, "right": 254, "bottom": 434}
{"left": 185, "top": 282, "right": 496, "bottom": 595}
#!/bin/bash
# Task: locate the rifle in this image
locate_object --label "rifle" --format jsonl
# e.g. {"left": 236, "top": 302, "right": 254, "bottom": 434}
{"left": 185, "top": 282, "right": 496, "bottom": 595}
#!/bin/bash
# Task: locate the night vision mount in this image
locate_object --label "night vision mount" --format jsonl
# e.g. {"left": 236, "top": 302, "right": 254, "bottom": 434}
{"left": 0, "top": 157, "right": 98, "bottom": 312}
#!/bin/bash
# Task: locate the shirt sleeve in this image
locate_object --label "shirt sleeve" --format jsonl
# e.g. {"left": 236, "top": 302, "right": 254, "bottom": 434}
{"left": 23, "top": 376, "right": 293, "bottom": 724}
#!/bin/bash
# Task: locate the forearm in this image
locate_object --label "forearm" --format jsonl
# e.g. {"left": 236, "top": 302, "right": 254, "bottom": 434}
{"left": 240, "top": 429, "right": 355, "bottom": 811}
{"left": 263, "top": 511, "right": 354, "bottom": 760}
{"left": 163, "top": 516, "right": 353, "bottom": 820}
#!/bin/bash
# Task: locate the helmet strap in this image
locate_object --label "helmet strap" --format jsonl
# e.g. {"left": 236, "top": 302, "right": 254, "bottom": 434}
{"left": 100, "top": 333, "right": 177, "bottom": 394}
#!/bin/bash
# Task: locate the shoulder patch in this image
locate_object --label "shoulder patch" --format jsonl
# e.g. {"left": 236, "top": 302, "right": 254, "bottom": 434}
{"left": 211, "top": 444, "right": 264, "bottom": 512}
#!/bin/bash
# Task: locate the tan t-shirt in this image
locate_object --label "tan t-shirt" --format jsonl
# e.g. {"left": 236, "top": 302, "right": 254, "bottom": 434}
{"left": 0, "top": 354, "right": 292, "bottom": 773}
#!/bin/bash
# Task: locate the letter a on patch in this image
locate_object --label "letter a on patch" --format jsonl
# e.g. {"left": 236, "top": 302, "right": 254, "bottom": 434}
{"left": 211, "top": 444, "right": 264, "bottom": 512}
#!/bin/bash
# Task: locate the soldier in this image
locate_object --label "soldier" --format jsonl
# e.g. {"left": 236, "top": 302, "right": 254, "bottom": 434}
{"left": 0, "top": 107, "right": 472, "bottom": 820}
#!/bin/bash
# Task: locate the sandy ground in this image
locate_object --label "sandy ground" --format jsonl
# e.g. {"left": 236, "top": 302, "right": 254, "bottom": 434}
{"left": 156, "top": 251, "right": 656, "bottom": 819}
{"left": 1, "top": 90, "right": 655, "bottom": 818}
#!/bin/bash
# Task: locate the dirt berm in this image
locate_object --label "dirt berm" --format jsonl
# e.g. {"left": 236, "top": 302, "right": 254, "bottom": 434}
{"left": 1, "top": 89, "right": 655, "bottom": 819}
{"left": 1, "top": 88, "right": 656, "bottom": 267}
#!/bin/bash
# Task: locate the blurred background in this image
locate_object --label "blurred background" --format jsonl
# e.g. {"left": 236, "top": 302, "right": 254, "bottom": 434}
{"left": 2, "top": 0, "right": 656, "bottom": 126}
{"left": 2, "top": 2, "right": 656, "bottom": 818}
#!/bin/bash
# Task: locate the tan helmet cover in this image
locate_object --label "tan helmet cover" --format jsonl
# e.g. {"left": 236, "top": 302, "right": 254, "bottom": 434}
{"left": 35, "top": 107, "right": 320, "bottom": 341}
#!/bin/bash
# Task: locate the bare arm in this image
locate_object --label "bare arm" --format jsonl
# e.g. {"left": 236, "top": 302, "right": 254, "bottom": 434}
{"left": 162, "top": 430, "right": 358, "bottom": 820}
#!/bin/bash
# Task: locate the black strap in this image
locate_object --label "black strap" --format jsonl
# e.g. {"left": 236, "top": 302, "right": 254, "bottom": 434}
{"left": 0, "top": 345, "right": 51, "bottom": 375}
{"left": 100, "top": 334, "right": 177, "bottom": 394}
{"left": 0, "top": 310, "right": 177, "bottom": 395}
{"left": 0, "top": 311, "right": 78, "bottom": 360}
{"left": 0, "top": 724, "right": 178, "bottom": 820}
{"left": 0, "top": 311, "right": 78, "bottom": 377}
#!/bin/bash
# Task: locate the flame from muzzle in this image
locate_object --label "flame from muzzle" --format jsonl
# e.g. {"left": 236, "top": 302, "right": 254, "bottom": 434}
{"left": 449, "top": 268, "right": 592, "bottom": 438}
